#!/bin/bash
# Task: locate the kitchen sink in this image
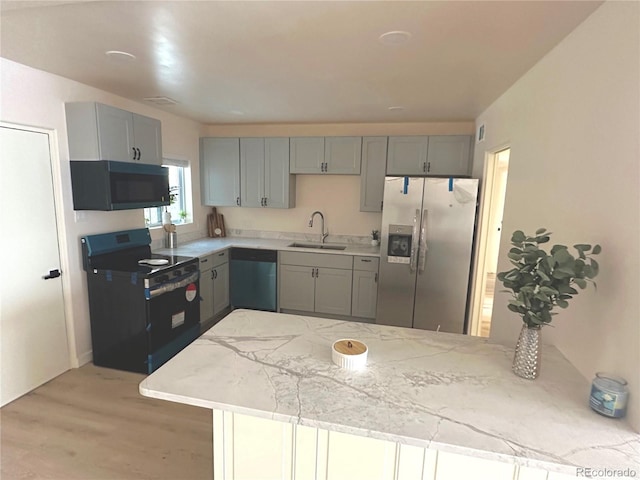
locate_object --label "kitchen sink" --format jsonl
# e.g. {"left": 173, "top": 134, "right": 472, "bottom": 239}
{"left": 288, "top": 242, "right": 347, "bottom": 251}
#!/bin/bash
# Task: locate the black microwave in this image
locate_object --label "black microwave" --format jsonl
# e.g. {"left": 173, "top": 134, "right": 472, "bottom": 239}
{"left": 70, "top": 160, "right": 170, "bottom": 211}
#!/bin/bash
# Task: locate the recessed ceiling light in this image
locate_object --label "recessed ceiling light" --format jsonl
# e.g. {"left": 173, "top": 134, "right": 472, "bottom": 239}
{"left": 230, "top": 110, "right": 245, "bottom": 116}
{"left": 105, "top": 50, "right": 136, "bottom": 61}
{"left": 379, "top": 31, "right": 412, "bottom": 46}
{"left": 388, "top": 106, "right": 404, "bottom": 112}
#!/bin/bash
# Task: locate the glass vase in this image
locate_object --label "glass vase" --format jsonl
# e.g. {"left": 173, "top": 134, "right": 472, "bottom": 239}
{"left": 512, "top": 324, "right": 541, "bottom": 379}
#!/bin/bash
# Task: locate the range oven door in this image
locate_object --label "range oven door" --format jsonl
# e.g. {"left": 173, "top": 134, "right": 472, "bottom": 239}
{"left": 145, "top": 271, "right": 200, "bottom": 372}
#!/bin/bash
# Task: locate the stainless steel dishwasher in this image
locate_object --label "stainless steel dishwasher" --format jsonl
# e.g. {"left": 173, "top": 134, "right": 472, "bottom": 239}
{"left": 230, "top": 248, "right": 277, "bottom": 312}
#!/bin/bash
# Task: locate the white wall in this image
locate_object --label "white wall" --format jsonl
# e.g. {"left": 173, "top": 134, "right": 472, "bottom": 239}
{"left": 202, "top": 123, "right": 475, "bottom": 237}
{"left": 0, "top": 58, "right": 205, "bottom": 366}
{"left": 473, "top": 1, "right": 639, "bottom": 431}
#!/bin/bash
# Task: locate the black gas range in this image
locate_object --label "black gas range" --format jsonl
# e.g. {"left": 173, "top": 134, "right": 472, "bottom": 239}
{"left": 81, "top": 228, "right": 200, "bottom": 374}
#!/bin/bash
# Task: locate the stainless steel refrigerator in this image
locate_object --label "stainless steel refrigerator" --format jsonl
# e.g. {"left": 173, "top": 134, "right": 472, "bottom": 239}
{"left": 376, "top": 177, "right": 479, "bottom": 333}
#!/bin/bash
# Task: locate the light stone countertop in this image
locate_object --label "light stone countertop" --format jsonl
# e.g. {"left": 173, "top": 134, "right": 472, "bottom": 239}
{"left": 139, "top": 309, "right": 640, "bottom": 476}
{"left": 154, "top": 236, "right": 381, "bottom": 258}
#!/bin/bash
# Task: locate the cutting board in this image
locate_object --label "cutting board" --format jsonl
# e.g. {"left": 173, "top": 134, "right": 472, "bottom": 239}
{"left": 207, "top": 208, "right": 226, "bottom": 238}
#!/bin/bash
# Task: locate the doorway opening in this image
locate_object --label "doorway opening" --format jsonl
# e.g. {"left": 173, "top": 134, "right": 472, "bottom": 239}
{"left": 469, "top": 147, "right": 510, "bottom": 337}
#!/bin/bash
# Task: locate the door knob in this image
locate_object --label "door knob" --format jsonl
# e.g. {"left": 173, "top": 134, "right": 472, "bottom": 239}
{"left": 43, "top": 269, "right": 61, "bottom": 280}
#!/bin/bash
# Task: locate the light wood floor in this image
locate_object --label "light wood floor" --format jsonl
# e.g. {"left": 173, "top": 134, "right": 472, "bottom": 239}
{"left": 1, "top": 364, "right": 213, "bottom": 480}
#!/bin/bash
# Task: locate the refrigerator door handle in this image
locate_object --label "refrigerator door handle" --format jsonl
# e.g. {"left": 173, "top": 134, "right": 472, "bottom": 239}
{"left": 410, "top": 208, "right": 420, "bottom": 273}
{"left": 419, "top": 209, "right": 429, "bottom": 273}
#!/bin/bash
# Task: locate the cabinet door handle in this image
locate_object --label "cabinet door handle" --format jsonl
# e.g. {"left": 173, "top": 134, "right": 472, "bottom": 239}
{"left": 422, "top": 161, "right": 426, "bottom": 172}
{"left": 264, "top": 197, "right": 268, "bottom": 207}
{"left": 214, "top": 269, "right": 218, "bottom": 279}
{"left": 211, "top": 270, "right": 215, "bottom": 280}
{"left": 132, "top": 147, "right": 137, "bottom": 161}
{"left": 427, "top": 161, "right": 431, "bottom": 173}
{"left": 236, "top": 197, "right": 240, "bottom": 206}
{"left": 311, "top": 268, "right": 315, "bottom": 278}
{"left": 201, "top": 258, "right": 208, "bottom": 263}
{"left": 315, "top": 268, "right": 319, "bottom": 277}
{"left": 375, "top": 273, "right": 378, "bottom": 283}
{"left": 380, "top": 201, "right": 383, "bottom": 211}
{"left": 361, "top": 259, "right": 372, "bottom": 262}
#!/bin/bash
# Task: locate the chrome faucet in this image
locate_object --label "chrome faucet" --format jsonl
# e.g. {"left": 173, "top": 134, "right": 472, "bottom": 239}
{"left": 309, "top": 211, "right": 328, "bottom": 243}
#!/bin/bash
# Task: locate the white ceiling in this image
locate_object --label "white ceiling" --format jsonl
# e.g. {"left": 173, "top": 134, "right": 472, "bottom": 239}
{"left": 0, "top": 0, "right": 602, "bottom": 125}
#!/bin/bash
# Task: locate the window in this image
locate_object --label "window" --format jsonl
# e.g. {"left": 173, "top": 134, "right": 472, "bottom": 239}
{"left": 144, "top": 158, "right": 191, "bottom": 227}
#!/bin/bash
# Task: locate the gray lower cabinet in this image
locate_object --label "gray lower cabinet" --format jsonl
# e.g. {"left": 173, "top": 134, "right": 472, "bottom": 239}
{"left": 65, "top": 102, "right": 162, "bottom": 165}
{"left": 279, "top": 252, "right": 353, "bottom": 316}
{"left": 201, "top": 138, "right": 240, "bottom": 206}
{"left": 351, "top": 256, "right": 380, "bottom": 319}
{"left": 199, "top": 251, "right": 230, "bottom": 323}
{"left": 240, "top": 137, "right": 295, "bottom": 208}
{"left": 360, "top": 136, "right": 388, "bottom": 212}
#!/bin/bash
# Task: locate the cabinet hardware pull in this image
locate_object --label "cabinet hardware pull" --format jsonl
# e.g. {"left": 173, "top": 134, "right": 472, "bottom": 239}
{"left": 423, "top": 161, "right": 426, "bottom": 172}
{"left": 214, "top": 270, "right": 217, "bottom": 279}
{"left": 361, "top": 259, "right": 372, "bottom": 262}
{"left": 311, "top": 268, "right": 315, "bottom": 278}
{"left": 236, "top": 197, "right": 240, "bottom": 206}
{"left": 218, "top": 252, "right": 225, "bottom": 256}
{"left": 380, "top": 201, "right": 383, "bottom": 211}
{"left": 427, "top": 161, "right": 431, "bottom": 172}
{"left": 375, "top": 273, "right": 378, "bottom": 283}
{"left": 132, "top": 147, "right": 136, "bottom": 160}
{"left": 264, "top": 197, "right": 267, "bottom": 207}
{"left": 211, "top": 270, "right": 215, "bottom": 280}
{"left": 201, "top": 258, "right": 208, "bottom": 263}
{"left": 315, "top": 268, "right": 319, "bottom": 277}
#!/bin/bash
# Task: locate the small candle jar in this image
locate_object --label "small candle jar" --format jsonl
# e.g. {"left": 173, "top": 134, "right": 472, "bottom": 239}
{"left": 589, "top": 372, "right": 629, "bottom": 418}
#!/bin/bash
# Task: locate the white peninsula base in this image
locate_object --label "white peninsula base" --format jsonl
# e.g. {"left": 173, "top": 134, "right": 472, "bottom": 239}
{"left": 212, "top": 409, "right": 576, "bottom": 480}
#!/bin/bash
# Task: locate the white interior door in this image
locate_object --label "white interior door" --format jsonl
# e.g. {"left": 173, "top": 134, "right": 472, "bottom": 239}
{"left": 1, "top": 125, "right": 70, "bottom": 406}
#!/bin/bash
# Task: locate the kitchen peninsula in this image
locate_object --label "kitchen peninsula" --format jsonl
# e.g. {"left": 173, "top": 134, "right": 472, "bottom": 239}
{"left": 139, "top": 310, "right": 639, "bottom": 480}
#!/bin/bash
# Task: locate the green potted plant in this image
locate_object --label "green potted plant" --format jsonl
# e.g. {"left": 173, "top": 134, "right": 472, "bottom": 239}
{"left": 371, "top": 230, "right": 380, "bottom": 247}
{"left": 497, "top": 228, "right": 601, "bottom": 379}
{"left": 162, "top": 186, "right": 179, "bottom": 225}
{"left": 179, "top": 210, "right": 187, "bottom": 223}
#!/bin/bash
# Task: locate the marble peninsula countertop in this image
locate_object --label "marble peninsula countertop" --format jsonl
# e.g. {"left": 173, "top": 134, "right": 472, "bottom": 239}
{"left": 139, "top": 310, "right": 639, "bottom": 475}
{"left": 154, "top": 235, "right": 380, "bottom": 258}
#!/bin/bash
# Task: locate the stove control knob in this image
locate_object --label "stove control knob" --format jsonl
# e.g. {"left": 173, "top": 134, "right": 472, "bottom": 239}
{"left": 173, "top": 269, "right": 182, "bottom": 277}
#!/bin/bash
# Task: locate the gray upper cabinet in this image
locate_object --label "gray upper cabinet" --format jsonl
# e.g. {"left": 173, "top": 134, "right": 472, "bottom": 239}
{"left": 290, "top": 136, "right": 361, "bottom": 174}
{"left": 240, "top": 138, "right": 265, "bottom": 208}
{"left": 386, "top": 136, "right": 429, "bottom": 175}
{"left": 290, "top": 137, "right": 324, "bottom": 173}
{"left": 360, "top": 136, "right": 388, "bottom": 212}
{"left": 131, "top": 113, "right": 163, "bottom": 164}
{"left": 426, "top": 135, "right": 472, "bottom": 177}
{"left": 200, "top": 138, "right": 240, "bottom": 206}
{"left": 324, "top": 136, "right": 361, "bottom": 174}
{"left": 241, "top": 138, "right": 295, "bottom": 208}
{"left": 387, "top": 135, "right": 473, "bottom": 177}
{"left": 65, "top": 102, "right": 162, "bottom": 165}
